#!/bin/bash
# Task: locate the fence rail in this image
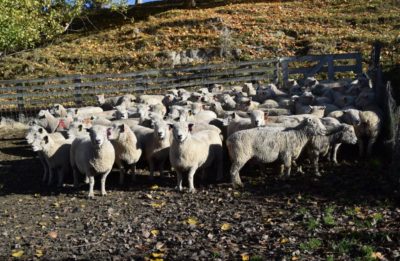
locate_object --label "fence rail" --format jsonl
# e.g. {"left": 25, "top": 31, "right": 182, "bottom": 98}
{"left": 0, "top": 53, "right": 363, "bottom": 118}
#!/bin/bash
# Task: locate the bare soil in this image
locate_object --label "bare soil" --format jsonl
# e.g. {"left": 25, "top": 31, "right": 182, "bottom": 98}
{"left": 0, "top": 136, "right": 399, "bottom": 260}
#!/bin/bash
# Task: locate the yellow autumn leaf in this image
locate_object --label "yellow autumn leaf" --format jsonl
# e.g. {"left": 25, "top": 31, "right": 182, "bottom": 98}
{"left": 150, "top": 202, "right": 165, "bottom": 208}
{"left": 221, "top": 223, "right": 231, "bottom": 231}
{"left": 371, "top": 252, "right": 385, "bottom": 260}
{"left": 11, "top": 250, "right": 24, "bottom": 258}
{"left": 35, "top": 249, "right": 44, "bottom": 257}
{"left": 187, "top": 217, "right": 198, "bottom": 225}
{"left": 292, "top": 256, "right": 299, "bottom": 261}
{"left": 280, "top": 238, "right": 289, "bottom": 244}
{"left": 150, "top": 185, "right": 159, "bottom": 190}
{"left": 151, "top": 229, "right": 159, "bottom": 236}
{"left": 151, "top": 252, "right": 164, "bottom": 258}
{"left": 240, "top": 253, "right": 249, "bottom": 261}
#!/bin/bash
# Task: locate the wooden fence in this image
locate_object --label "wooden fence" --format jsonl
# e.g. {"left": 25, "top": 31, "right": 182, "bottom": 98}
{"left": 0, "top": 52, "right": 363, "bottom": 118}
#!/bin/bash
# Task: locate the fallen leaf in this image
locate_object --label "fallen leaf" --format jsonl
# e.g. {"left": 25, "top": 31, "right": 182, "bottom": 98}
{"left": 221, "top": 223, "right": 231, "bottom": 231}
{"left": 48, "top": 231, "right": 57, "bottom": 239}
{"left": 151, "top": 202, "right": 165, "bottom": 208}
{"left": 11, "top": 250, "right": 24, "bottom": 258}
{"left": 150, "top": 185, "right": 159, "bottom": 190}
{"left": 187, "top": 217, "right": 198, "bottom": 225}
{"left": 35, "top": 249, "right": 44, "bottom": 258}
{"left": 151, "top": 230, "right": 159, "bottom": 236}
{"left": 292, "top": 256, "right": 299, "bottom": 260}
{"left": 371, "top": 252, "right": 385, "bottom": 260}
{"left": 241, "top": 253, "right": 249, "bottom": 261}
{"left": 151, "top": 252, "right": 164, "bottom": 258}
{"left": 280, "top": 238, "right": 289, "bottom": 244}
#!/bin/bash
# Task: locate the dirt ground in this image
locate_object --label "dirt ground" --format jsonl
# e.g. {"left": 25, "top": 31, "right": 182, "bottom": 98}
{"left": 0, "top": 133, "right": 399, "bottom": 260}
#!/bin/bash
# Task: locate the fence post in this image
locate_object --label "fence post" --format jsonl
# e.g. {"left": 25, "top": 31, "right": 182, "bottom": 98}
{"left": 17, "top": 83, "right": 25, "bottom": 119}
{"left": 280, "top": 58, "right": 289, "bottom": 88}
{"left": 327, "top": 55, "right": 334, "bottom": 81}
{"left": 74, "top": 78, "right": 82, "bottom": 107}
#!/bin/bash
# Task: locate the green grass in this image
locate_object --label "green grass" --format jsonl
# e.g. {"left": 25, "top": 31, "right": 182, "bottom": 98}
{"left": 300, "top": 238, "right": 323, "bottom": 252}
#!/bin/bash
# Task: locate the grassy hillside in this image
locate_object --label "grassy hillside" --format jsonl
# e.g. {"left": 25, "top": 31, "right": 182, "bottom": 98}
{"left": 0, "top": 0, "right": 399, "bottom": 80}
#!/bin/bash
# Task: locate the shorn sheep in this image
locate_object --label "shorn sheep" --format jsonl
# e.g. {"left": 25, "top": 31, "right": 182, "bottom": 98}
{"left": 169, "top": 122, "right": 223, "bottom": 193}
{"left": 226, "top": 117, "right": 326, "bottom": 187}
{"left": 70, "top": 125, "right": 115, "bottom": 198}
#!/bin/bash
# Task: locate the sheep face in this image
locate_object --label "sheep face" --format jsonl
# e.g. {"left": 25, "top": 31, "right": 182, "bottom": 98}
{"left": 115, "top": 105, "right": 128, "bottom": 120}
{"left": 248, "top": 110, "right": 266, "bottom": 127}
{"left": 31, "top": 135, "right": 48, "bottom": 152}
{"left": 107, "top": 124, "right": 124, "bottom": 141}
{"left": 190, "top": 103, "right": 203, "bottom": 115}
{"left": 88, "top": 125, "right": 109, "bottom": 148}
{"left": 303, "top": 117, "right": 326, "bottom": 136}
{"left": 37, "top": 110, "right": 47, "bottom": 119}
{"left": 340, "top": 124, "right": 358, "bottom": 144}
{"left": 49, "top": 104, "right": 63, "bottom": 116}
{"left": 170, "top": 122, "right": 193, "bottom": 143}
{"left": 154, "top": 121, "right": 169, "bottom": 140}
{"left": 343, "top": 109, "right": 361, "bottom": 126}
{"left": 96, "top": 94, "right": 105, "bottom": 105}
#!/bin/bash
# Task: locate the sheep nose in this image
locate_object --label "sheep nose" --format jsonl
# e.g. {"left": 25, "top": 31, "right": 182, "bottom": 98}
{"left": 158, "top": 132, "right": 163, "bottom": 136}
{"left": 177, "top": 134, "right": 183, "bottom": 139}
{"left": 95, "top": 139, "right": 101, "bottom": 144}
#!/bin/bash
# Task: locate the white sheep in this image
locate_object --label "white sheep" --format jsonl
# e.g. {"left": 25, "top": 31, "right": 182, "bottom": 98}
{"left": 226, "top": 117, "right": 326, "bottom": 187}
{"left": 305, "top": 123, "right": 357, "bottom": 176}
{"left": 107, "top": 123, "right": 142, "bottom": 185}
{"left": 31, "top": 133, "right": 71, "bottom": 187}
{"left": 70, "top": 125, "right": 115, "bottom": 198}
{"left": 169, "top": 122, "right": 223, "bottom": 193}
{"left": 138, "top": 94, "right": 164, "bottom": 105}
{"left": 227, "top": 110, "right": 267, "bottom": 137}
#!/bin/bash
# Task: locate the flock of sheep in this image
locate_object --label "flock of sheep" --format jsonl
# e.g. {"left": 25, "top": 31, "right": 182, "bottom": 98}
{"left": 25, "top": 75, "right": 382, "bottom": 198}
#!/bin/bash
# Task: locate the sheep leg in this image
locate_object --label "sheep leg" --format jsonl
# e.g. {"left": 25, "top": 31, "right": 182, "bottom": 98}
{"left": 175, "top": 171, "right": 183, "bottom": 192}
{"left": 159, "top": 159, "right": 166, "bottom": 178}
{"left": 230, "top": 162, "right": 244, "bottom": 188}
{"left": 38, "top": 153, "right": 48, "bottom": 184}
{"left": 130, "top": 164, "right": 137, "bottom": 182}
{"left": 118, "top": 166, "right": 125, "bottom": 186}
{"left": 188, "top": 167, "right": 198, "bottom": 193}
{"left": 57, "top": 168, "right": 65, "bottom": 188}
{"left": 358, "top": 140, "right": 365, "bottom": 158}
{"left": 72, "top": 167, "right": 80, "bottom": 188}
{"left": 47, "top": 167, "right": 54, "bottom": 186}
{"left": 283, "top": 155, "right": 292, "bottom": 177}
{"left": 332, "top": 143, "right": 341, "bottom": 165}
{"left": 88, "top": 175, "right": 95, "bottom": 199}
{"left": 149, "top": 159, "right": 155, "bottom": 181}
{"left": 100, "top": 171, "right": 110, "bottom": 196}
{"left": 313, "top": 152, "right": 321, "bottom": 176}
{"left": 366, "top": 137, "right": 376, "bottom": 157}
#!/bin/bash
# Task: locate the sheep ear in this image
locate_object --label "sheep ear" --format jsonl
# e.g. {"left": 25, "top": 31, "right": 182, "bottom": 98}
{"left": 90, "top": 116, "right": 95, "bottom": 120}
{"left": 78, "top": 125, "right": 83, "bottom": 131}
{"left": 246, "top": 100, "right": 251, "bottom": 105}
{"left": 188, "top": 123, "right": 194, "bottom": 132}
{"left": 231, "top": 113, "right": 236, "bottom": 119}
{"left": 119, "top": 124, "right": 125, "bottom": 133}
{"left": 43, "top": 136, "right": 49, "bottom": 144}
{"left": 55, "top": 105, "right": 59, "bottom": 109}
{"left": 38, "top": 128, "right": 43, "bottom": 134}
{"left": 168, "top": 124, "right": 174, "bottom": 130}
{"left": 188, "top": 110, "right": 192, "bottom": 116}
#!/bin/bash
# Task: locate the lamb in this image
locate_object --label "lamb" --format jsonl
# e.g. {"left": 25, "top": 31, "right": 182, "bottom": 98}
{"left": 26, "top": 125, "right": 66, "bottom": 184}
{"left": 70, "top": 125, "right": 115, "bottom": 198}
{"left": 227, "top": 110, "right": 267, "bottom": 137}
{"left": 146, "top": 120, "right": 171, "bottom": 180}
{"left": 169, "top": 122, "right": 223, "bottom": 193}
{"left": 226, "top": 117, "right": 326, "bottom": 187}
{"left": 339, "top": 109, "right": 381, "bottom": 157}
{"left": 50, "top": 104, "right": 68, "bottom": 117}
{"left": 96, "top": 94, "right": 122, "bottom": 110}
{"left": 37, "top": 110, "right": 71, "bottom": 133}
{"left": 305, "top": 124, "right": 357, "bottom": 176}
{"left": 31, "top": 134, "right": 72, "bottom": 187}
{"left": 107, "top": 123, "right": 142, "bottom": 185}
